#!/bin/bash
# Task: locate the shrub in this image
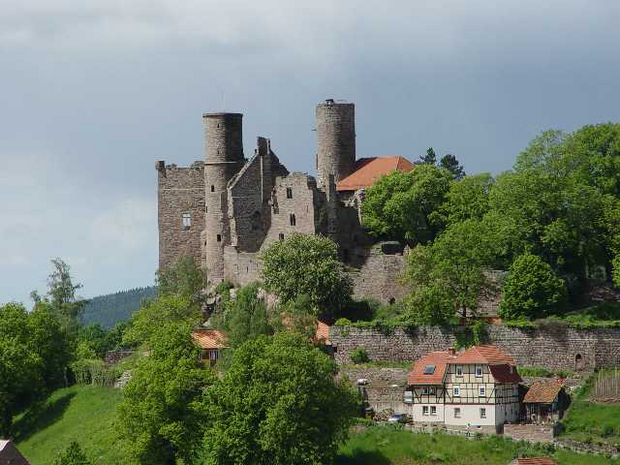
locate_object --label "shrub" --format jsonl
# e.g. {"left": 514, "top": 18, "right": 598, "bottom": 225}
{"left": 350, "top": 347, "right": 370, "bottom": 364}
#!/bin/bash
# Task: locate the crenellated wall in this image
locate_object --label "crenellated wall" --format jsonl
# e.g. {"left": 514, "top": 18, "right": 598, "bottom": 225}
{"left": 331, "top": 325, "right": 620, "bottom": 371}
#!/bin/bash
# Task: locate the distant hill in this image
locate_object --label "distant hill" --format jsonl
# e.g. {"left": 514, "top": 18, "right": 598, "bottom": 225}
{"left": 81, "top": 286, "right": 157, "bottom": 328}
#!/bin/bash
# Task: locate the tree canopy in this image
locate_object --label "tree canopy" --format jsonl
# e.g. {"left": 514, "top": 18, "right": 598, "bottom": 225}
{"left": 261, "top": 233, "right": 352, "bottom": 318}
{"left": 362, "top": 164, "right": 452, "bottom": 245}
{"left": 201, "top": 332, "right": 359, "bottom": 465}
{"left": 119, "top": 323, "right": 214, "bottom": 465}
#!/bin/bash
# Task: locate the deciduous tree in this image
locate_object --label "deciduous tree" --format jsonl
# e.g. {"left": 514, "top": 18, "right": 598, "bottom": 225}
{"left": 201, "top": 332, "right": 359, "bottom": 465}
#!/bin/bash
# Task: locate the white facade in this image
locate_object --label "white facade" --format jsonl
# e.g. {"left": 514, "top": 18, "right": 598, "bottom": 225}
{"left": 406, "top": 361, "right": 520, "bottom": 431}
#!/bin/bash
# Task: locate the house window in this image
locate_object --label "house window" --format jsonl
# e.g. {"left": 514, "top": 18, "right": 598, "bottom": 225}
{"left": 216, "top": 234, "right": 222, "bottom": 242}
{"left": 210, "top": 185, "right": 215, "bottom": 192}
{"left": 290, "top": 214, "right": 296, "bottom": 226}
{"left": 279, "top": 233, "right": 285, "bottom": 241}
{"left": 182, "top": 213, "right": 191, "bottom": 229}
{"left": 454, "top": 408, "right": 461, "bottom": 418}
{"left": 479, "top": 386, "right": 486, "bottom": 397}
{"left": 421, "top": 387, "right": 429, "bottom": 395}
{"left": 429, "top": 387, "right": 436, "bottom": 395}
{"left": 456, "top": 365, "right": 463, "bottom": 377}
{"left": 430, "top": 406, "right": 437, "bottom": 416}
{"left": 422, "top": 406, "right": 429, "bottom": 416}
{"left": 475, "top": 365, "right": 483, "bottom": 377}
{"left": 453, "top": 386, "right": 461, "bottom": 397}
{"left": 286, "top": 187, "right": 293, "bottom": 199}
{"left": 480, "top": 408, "right": 487, "bottom": 419}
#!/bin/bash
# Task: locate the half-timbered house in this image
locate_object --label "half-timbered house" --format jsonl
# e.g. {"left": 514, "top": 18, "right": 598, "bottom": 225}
{"left": 406, "top": 345, "right": 522, "bottom": 434}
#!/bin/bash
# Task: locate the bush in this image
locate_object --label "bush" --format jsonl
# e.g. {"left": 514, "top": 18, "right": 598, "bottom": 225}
{"left": 350, "top": 347, "right": 370, "bottom": 364}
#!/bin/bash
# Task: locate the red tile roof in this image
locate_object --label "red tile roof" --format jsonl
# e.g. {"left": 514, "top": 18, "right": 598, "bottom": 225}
{"left": 191, "top": 329, "right": 228, "bottom": 350}
{"left": 407, "top": 351, "right": 452, "bottom": 385}
{"left": 523, "top": 380, "right": 563, "bottom": 404}
{"left": 315, "top": 321, "right": 330, "bottom": 345}
{"left": 489, "top": 364, "right": 523, "bottom": 384}
{"left": 449, "top": 345, "right": 516, "bottom": 366}
{"left": 513, "top": 458, "right": 558, "bottom": 465}
{"left": 335, "top": 156, "right": 414, "bottom": 191}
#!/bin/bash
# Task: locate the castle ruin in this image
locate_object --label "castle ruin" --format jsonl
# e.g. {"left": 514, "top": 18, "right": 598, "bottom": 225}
{"left": 156, "top": 100, "right": 412, "bottom": 303}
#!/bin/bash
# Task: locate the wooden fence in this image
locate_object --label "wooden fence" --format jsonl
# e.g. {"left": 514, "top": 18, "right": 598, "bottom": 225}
{"left": 592, "top": 369, "right": 620, "bottom": 403}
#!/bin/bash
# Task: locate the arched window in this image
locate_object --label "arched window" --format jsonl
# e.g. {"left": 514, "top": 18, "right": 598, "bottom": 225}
{"left": 575, "top": 353, "right": 584, "bottom": 371}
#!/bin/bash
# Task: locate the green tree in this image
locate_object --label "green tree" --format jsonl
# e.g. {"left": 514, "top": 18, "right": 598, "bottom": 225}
{"left": 418, "top": 147, "right": 437, "bottom": 165}
{"left": 0, "top": 303, "right": 43, "bottom": 436}
{"left": 223, "top": 284, "right": 273, "bottom": 349}
{"left": 439, "top": 154, "right": 465, "bottom": 180}
{"left": 499, "top": 253, "right": 568, "bottom": 320}
{"left": 439, "top": 173, "right": 493, "bottom": 227}
{"left": 53, "top": 441, "right": 91, "bottom": 465}
{"left": 156, "top": 256, "right": 208, "bottom": 312}
{"left": 403, "top": 219, "right": 498, "bottom": 322}
{"left": 122, "top": 294, "right": 200, "bottom": 347}
{"left": 362, "top": 164, "right": 453, "bottom": 245}
{"left": 201, "top": 332, "right": 359, "bottom": 465}
{"left": 28, "top": 304, "right": 73, "bottom": 390}
{"left": 47, "top": 258, "right": 87, "bottom": 334}
{"left": 77, "top": 324, "right": 110, "bottom": 359}
{"left": 261, "top": 233, "right": 352, "bottom": 318}
{"left": 119, "top": 323, "right": 214, "bottom": 465}
{"left": 278, "top": 294, "right": 320, "bottom": 342}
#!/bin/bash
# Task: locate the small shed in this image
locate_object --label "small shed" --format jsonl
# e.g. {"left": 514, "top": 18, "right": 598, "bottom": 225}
{"left": 523, "top": 380, "right": 568, "bottom": 424}
{"left": 0, "top": 439, "right": 31, "bottom": 465}
{"left": 191, "top": 329, "right": 228, "bottom": 367}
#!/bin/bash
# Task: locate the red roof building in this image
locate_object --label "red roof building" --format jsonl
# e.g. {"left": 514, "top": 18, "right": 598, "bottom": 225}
{"left": 335, "top": 156, "right": 414, "bottom": 192}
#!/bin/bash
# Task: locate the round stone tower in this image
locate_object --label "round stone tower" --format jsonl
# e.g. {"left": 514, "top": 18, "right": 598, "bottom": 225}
{"left": 202, "top": 112, "right": 244, "bottom": 282}
{"left": 316, "top": 99, "right": 356, "bottom": 188}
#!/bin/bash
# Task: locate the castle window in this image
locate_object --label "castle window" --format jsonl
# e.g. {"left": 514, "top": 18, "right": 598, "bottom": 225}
{"left": 289, "top": 214, "right": 296, "bottom": 226}
{"left": 279, "top": 233, "right": 285, "bottom": 241}
{"left": 211, "top": 185, "right": 215, "bottom": 192}
{"left": 286, "top": 187, "right": 293, "bottom": 199}
{"left": 216, "top": 234, "right": 222, "bottom": 242}
{"left": 182, "top": 213, "right": 191, "bottom": 229}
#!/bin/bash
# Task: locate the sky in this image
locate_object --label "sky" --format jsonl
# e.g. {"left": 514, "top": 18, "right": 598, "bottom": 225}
{"left": 1, "top": 0, "right": 619, "bottom": 305}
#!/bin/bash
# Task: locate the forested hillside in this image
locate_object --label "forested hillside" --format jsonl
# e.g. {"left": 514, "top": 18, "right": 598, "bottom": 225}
{"left": 82, "top": 286, "right": 157, "bottom": 328}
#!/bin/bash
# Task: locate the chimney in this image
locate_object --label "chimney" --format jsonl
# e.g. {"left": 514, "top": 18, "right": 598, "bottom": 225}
{"left": 448, "top": 347, "right": 456, "bottom": 356}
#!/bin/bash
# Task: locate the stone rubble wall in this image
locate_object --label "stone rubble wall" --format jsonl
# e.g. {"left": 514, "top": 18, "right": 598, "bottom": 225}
{"left": 331, "top": 325, "right": 620, "bottom": 371}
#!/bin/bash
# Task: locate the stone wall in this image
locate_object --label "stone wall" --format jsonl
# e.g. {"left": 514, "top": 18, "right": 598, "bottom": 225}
{"left": 156, "top": 161, "right": 205, "bottom": 270}
{"left": 349, "top": 243, "right": 408, "bottom": 304}
{"left": 331, "top": 325, "right": 620, "bottom": 371}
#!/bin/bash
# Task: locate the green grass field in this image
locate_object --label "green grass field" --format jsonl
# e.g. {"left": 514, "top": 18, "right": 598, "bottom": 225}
{"left": 14, "top": 385, "right": 131, "bottom": 465}
{"left": 336, "top": 425, "right": 620, "bottom": 465}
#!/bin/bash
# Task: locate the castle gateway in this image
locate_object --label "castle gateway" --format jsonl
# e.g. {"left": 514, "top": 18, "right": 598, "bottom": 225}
{"left": 156, "top": 100, "right": 411, "bottom": 304}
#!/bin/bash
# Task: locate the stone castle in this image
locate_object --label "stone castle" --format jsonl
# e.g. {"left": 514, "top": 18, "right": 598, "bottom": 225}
{"left": 156, "top": 99, "right": 412, "bottom": 303}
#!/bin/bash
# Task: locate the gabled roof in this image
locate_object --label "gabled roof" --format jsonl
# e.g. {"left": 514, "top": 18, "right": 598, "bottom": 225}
{"left": 489, "top": 364, "right": 523, "bottom": 384}
{"left": 523, "top": 380, "right": 563, "bottom": 404}
{"left": 407, "top": 351, "right": 452, "bottom": 385}
{"left": 335, "top": 156, "right": 414, "bottom": 191}
{"left": 512, "top": 458, "right": 558, "bottom": 465}
{"left": 191, "top": 329, "right": 228, "bottom": 350}
{"left": 449, "top": 345, "right": 516, "bottom": 366}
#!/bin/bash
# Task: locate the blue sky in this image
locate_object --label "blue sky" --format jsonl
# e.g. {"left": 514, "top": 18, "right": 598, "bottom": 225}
{"left": 1, "top": 0, "right": 619, "bottom": 305}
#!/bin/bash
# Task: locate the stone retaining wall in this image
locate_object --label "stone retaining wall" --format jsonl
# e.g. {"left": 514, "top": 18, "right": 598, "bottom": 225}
{"left": 331, "top": 326, "right": 620, "bottom": 371}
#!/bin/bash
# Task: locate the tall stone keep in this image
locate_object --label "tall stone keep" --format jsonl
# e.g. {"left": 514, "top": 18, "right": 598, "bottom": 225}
{"left": 203, "top": 112, "right": 244, "bottom": 282}
{"left": 316, "top": 99, "right": 356, "bottom": 188}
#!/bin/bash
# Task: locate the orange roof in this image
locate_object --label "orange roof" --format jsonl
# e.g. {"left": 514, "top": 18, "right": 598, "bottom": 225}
{"left": 191, "top": 329, "right": 228, "bottom": 350}
{"left": 336, "top": 156, "right": 414, "bottom": 191}
{"left": 513, "top": 459, "right": 558, "bottom": 465}
{"left": 407, "top": 351, "right": 452, "bottom": 385}
{"left": 489, "top": 364, "right": 522, "bottom": 384}
{"left": 450, "top": 345, "right": 516, "bottom": 366}
{"left": 315, "top": 321, "right": 330, "bottom": 345}
{"left": 524, "top": 380, "right": 562, "bottom": 404}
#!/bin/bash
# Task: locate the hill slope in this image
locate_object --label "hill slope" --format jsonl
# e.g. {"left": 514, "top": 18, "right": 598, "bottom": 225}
{"left": 14, "top": 385, "right": 131, "bottom": 465}
{"left": 82, "top": 286, "right": 157, "bottom": 328}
